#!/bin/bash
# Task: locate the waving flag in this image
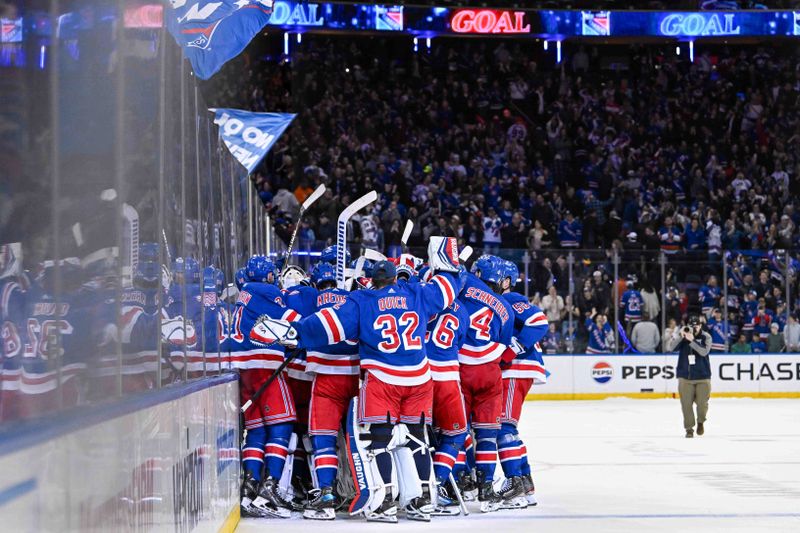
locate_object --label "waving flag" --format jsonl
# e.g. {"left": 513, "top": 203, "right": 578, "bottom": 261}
{"left": 166, "top": 0, "right": 273, "bottom": 80}
{"left": 212, "top": 108, "right": 296, "bottom": 173}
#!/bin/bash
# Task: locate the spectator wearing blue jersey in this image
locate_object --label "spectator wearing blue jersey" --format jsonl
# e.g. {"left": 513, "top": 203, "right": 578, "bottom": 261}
{"left": 585, "top": 311, "right": 614, "bottom": 354}
{"left": 707, "top": 308, "right": 729, "bottom": 353}
{"left": 541, "top": 322, "right": 563, "bottom": 355}
{"left": 558, "top": 211, "right": 582, "bottom": 248}
{"left": 620, "top": 276, "right": 644, "bottom": 335}
{"left": 683, "top": 218, "right": 706, "bottom": 257}
{"left": 698, "top": 276, "right": 721, "bottom": 318}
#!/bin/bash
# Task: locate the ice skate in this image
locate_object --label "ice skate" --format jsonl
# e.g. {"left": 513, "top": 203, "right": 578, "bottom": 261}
{"left": 252, "top": 476, "right": 292, "bottom": 518}
{"left": 476, "top": 471, "right": 502, "bottom": 513}
{"left": 456, "top": 469, "right": 478, "bottom": 501}
{"left": 365, "top": 492, "right": 398, "bottom": 523}
{"left": 303, "top": 487, "right": 336, "bottom": 520}
{"left": 240, "top": 472, "right": 262, "bottom": 517}
{"left": 405, "top": 485, "right": 434, "bottom": 522}
{"left": 432, "top": 482, "right": 461, "bottom": 516}
{"left": 522, "top": 474, "right": 538, "bottom": 506}
{"left": 498, "top": 476, "right": 528, "bottom": 509}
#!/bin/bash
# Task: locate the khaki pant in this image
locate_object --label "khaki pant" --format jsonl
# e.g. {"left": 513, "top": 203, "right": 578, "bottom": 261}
{"left": 678, "top": 378, "right": 711, "bottom": 431}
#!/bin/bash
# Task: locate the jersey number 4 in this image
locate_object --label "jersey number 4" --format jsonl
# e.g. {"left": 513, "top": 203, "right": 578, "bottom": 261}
{"left": 469, "top": 307, "right": 494, "bottom": 341}
{"left": 374, "top": 312, "right": 422, "bottom": 353}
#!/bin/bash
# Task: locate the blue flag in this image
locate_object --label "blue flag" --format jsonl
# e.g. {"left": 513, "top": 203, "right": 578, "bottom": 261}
{"left": 212, "top": 108, "right": 296, "bottom": 173}
{"left": 166, "top": 1, "right": 273, "bottom": 80}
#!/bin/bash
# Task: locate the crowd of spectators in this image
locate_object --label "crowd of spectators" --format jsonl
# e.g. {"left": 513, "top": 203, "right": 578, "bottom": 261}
{"left": 204, "top": 36, "right": 800, "bottom": 353}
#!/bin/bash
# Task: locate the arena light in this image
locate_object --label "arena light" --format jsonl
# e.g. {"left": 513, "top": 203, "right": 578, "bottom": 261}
{"left": 296, "top": 32, "right": 302, "bottom": 43}
{"left": 556, "top": 40, "right": 562, "bottom": 63}
{"left": 675, "top": 45, "right": 680, "bottom": 55}
{"left": 543, "top": 40, "right": 548, "bottom": 50}
{"left": 689, "top": 40, "right": 694, "bottom": 62}
{"left": 426, "top": 37, "right": 431, "bottom": 51}
{"left": 284, "top": 32, "right": 289, "bottom": 55}
{"left": 413, "top": 36, "right": 418, "bottom": 52}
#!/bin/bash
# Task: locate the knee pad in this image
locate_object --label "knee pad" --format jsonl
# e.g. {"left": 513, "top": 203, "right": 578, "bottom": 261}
{"left": 498, "top": 422, "right": 518, "bottom": 443}
{"left": 474, "top": 426, "right": 498, "bottom": 443}
{"left": 367, "top": 423, "right": 394, "bottom": 452}
{"left": 405, "top": 423, "right": 430, "bottom": 456}
{"left": 437, "top": 430, "right": 467, "bottom": 450}
{"left": 311, "top": 434, "right": 338, "bottom": 455}
{"left": 268, "top": 422, "right": 293, "bottom": 447}
{"left": 244, "top": 425, "right": 267, "bottom": 446}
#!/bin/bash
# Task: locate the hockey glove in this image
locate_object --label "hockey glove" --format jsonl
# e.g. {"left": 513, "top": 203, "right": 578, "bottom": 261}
{"left": 251, "top": 316, "right": 299, "bottom": 348}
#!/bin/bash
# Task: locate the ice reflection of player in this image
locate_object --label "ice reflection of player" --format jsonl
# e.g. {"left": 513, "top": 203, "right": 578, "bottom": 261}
{"left": 18, "top": 259, "right": 93, "bottom": 418}
{"left": 0, "top": 243, "right": 27, "bottom": 422}
{"left": 115, "top": 243, "right": 163, "bottom": 392}
{"left": 165, "top": 257, "right": 201, "bottom": 379}
{"left": 186, "top": 265, "right": 227, "bottom": 377}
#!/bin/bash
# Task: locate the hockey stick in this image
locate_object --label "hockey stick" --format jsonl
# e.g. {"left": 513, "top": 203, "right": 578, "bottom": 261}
{"left": 401, "top": 220, "right": 414, "bottom": 252}
{"left": 336, "top": 191, "right": 378, "bottom": 288}
{"left": 241, "top": 348, "right": 301, "bottom": 413}
{"left": 449, "top": 472, "right": 470, "bottom": 516}
{"left": 282, "top": 184, "right": 326, "bottom": 274}
{"left": 363, "top": 248, "right": 387, "bottom": 262}
{"left": 345, "top": 256, "right": 367, "bottom": 291}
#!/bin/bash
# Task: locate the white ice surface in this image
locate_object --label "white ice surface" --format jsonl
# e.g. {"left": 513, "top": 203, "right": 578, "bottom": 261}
{"left": 237, "top": 398, "right": 800, "bottom": 533}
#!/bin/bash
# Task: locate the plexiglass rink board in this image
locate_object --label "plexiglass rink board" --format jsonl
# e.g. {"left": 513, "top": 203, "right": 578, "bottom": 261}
{"left": 0, "top": 378, "right": 239, "bottom": 532}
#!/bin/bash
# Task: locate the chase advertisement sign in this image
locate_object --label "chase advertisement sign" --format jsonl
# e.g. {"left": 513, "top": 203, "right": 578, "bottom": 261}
{"left": 539, "top": 354, "right": 800, "bottom": 399}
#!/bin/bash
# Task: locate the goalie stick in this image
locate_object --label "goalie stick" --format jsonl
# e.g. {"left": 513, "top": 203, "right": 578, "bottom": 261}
{"left": 401, "top": 220, "right": 413, "bottom": 252}
{"left": 282, "top": 184, "right": 326, "bottom": 275}
{"left": 336, "top": 190, "right": 378, "bottom": 288}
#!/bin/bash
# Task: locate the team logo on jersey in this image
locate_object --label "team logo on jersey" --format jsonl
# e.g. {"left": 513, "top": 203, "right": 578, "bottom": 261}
{"left": 591, "top": 361, "right": 613, "bottom": 384}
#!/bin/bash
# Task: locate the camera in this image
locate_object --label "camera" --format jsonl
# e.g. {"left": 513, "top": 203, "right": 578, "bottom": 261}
{"left": 681, "top": 326, "right": 692, "bottom": 335}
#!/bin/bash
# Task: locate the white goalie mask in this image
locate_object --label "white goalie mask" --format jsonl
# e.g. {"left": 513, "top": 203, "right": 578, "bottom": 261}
{"left": 280, "top": 265, "right": 307, "bottom": 290}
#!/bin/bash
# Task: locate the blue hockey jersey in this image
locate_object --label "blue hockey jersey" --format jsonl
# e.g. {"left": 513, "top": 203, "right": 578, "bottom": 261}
{"left": 586, "top": 318, "right": 614, "bottom": 354}
{"left": 501, "top": 291, "right": 548, "bottom": 382}
{"left": 425, "top": 301, "right": 468, "bottom": 382}
{"left": 286, "top": 285, "right": 358, "bottom": 376}
{"left": 698, "top": 285, "right": 720, "bottom": 314}
{"left": 21, "top": 286, "right": 95, "bottom": 395}
{"left": 457, "top": 272, "right": 514, "bottom": 365}
{"left": 294, "top": 272, "right": 461, "bottom": 386}
{"left": 231, "top": 282, "right": 299, "bottom": 370}
{"left": 558, "top": 219, "right": 582, "bottom": 247}
{"left": 621, "top": 289, "right": 643, "bottom": 322}
{"left": 707, "top": 317, "right": 728, "bottom": 352}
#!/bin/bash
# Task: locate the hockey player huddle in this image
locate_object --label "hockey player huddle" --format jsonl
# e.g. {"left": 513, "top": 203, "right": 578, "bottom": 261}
{"left": 233, "top": 237, "right": 548, "bottom": 523}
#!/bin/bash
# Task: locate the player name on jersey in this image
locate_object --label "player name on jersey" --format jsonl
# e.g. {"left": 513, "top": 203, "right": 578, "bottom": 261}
{"left": 463, "top": 287, "right": 509, "bottom": 323}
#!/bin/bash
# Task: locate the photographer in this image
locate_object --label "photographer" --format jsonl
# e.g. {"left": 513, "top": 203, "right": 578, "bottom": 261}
{"left": 666, "top": 315, "right": 712, "bottom": 438}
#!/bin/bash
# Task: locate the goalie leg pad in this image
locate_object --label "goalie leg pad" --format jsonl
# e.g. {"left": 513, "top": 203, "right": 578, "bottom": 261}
{"left": 498, "top": 423, "right": 524, "bottom": 479}
{"left": 277, "top": 432, "right": 298, "bottom": 503}
{"left": 396, "top": 423, "right": 435, "bottom": 509}
{"left": 342, "top": 397, "right": 392, "bottom": 515}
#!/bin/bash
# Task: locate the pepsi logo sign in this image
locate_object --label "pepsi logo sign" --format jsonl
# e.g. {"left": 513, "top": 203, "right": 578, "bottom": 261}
{"left": 592, "top": 361, "right": 613, "bottom": 384}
